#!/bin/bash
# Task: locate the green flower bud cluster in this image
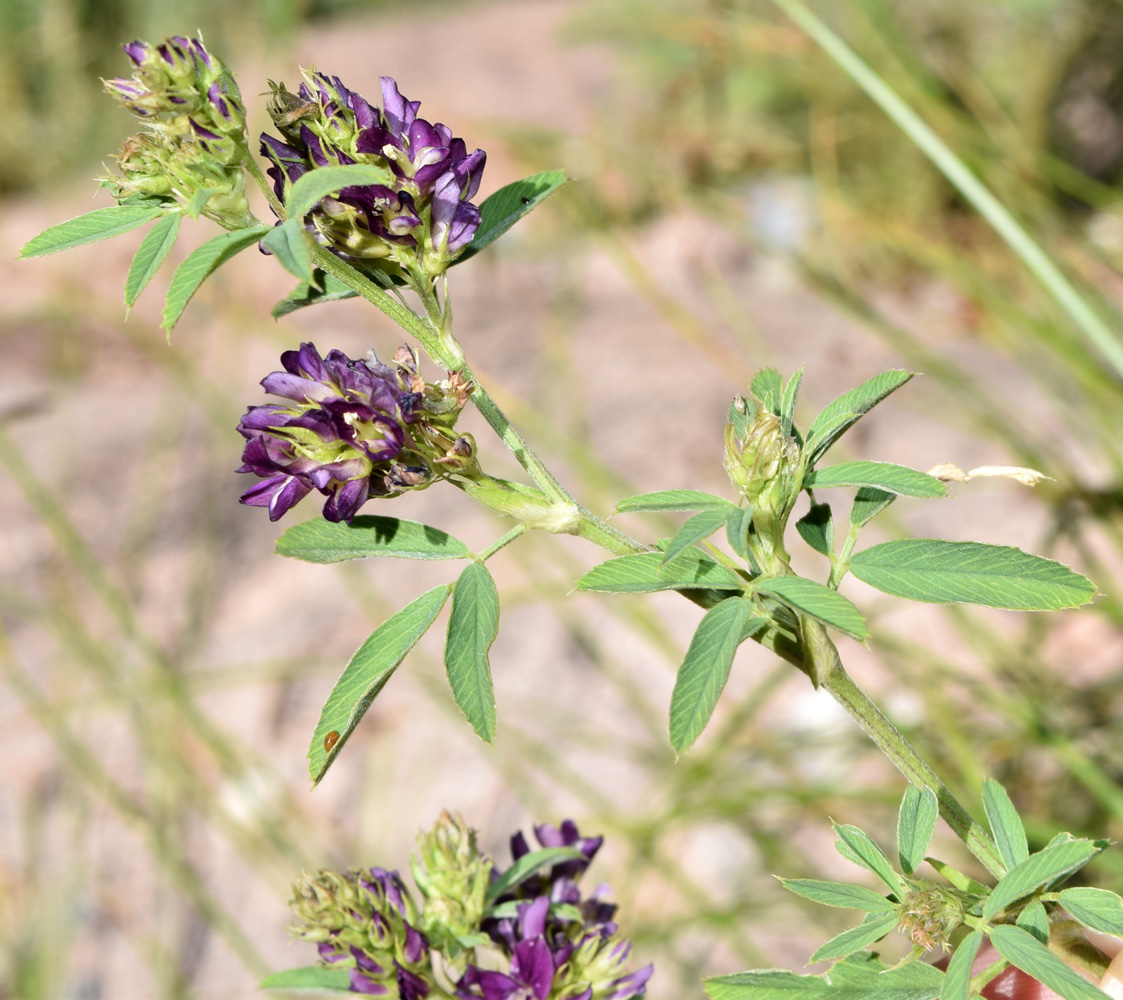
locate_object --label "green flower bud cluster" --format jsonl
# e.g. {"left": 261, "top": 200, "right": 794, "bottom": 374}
{"left": 897, "top": 884, "right": 964, "bottom": 951}
{"left": 101, "top": 36, "right": 253, "bottom": 227}
{"left": 410, "top": 811, "right": 492, "bottom": 952}
{"left": 724, "top": 394, "right": 802, "bottom": 557}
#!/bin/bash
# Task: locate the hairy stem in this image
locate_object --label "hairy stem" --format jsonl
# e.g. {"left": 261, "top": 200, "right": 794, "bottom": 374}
{"left": 825, "top": 665, "right": 1004, "bottom": 877}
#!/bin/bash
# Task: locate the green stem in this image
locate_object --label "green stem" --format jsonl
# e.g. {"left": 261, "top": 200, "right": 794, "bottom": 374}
{"left": 477, "top": 524, "right": 526, "bottom": 561}
{"left": 824, "top": 665, "right": 1004, "bottom": 877}
{"left": 241, "top": 144, "right": 286, "bottom": 221}
{"left": 308, "top": 245, "right": 648, "bottom": 558}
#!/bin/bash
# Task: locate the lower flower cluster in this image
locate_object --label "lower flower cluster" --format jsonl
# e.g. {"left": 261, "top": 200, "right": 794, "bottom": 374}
{"left": 287, "top": 814, "right": 653, "bottom": 1000}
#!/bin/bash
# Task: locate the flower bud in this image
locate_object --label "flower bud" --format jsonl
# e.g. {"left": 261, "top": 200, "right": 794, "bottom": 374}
{"left": 898, "top": 884, "right": 964, "bottom": 951}
{"left": 410, "top": 812, "right": 492, "bottom": 951}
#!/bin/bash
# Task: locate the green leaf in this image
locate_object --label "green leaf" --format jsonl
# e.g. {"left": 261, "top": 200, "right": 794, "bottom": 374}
{"left": 706, "top": 951, "right": 943, "bottom": 1000}
{"left": 804, "top": 461, "right": 946, "bottom": 499}
{"left": 615, "top": 490, "right": 735, "bottom": 513}
{"left": 18, "top": 204, "right": 166, "bottom": 258}
{"left": 740, "top": 616, "right": 769, "bottom": 644}
{"left": 990, "top": 925, "right": 1111, "bottom": 1000}
{"left": 485, "top": 847, "right": 584, "bottom": 905}
{"left": 1058, "top": 887, "right": 1123, "bottom": 936}
{"left": 1017, "top": 900, "right": 1050, "bottom": 944}
{"left": 285, "top": 164, "right": 396, "bottom": 219}
{"left": 576, "top": 550, "right": 744, "bottom": 594}
{"left": 662, "top": 508, "right": 728, "bottom": 566}
{"left": 162, "top": 225, "right": 271, "bottom": 331}
{"left": 755, "top": 576, "right": 868, "bottom": 640}
{"left": 982, "top": 779, "right": 1029, "bottom": 872}
{"left": 725, "top": 506, "right": 755, "bottom": 565}
{"left": 261, "top": 217, "right": 315, "bottom": 283}
{"left": 751, "top": 368, "right": 783, "bottom": 413}
{"left": 277, "top": 516, "right": 471, "bottom": 563}
{"left": 805, "top": 370, "right": 913, "bottom": 465}
{"left": 939, "top": 930, "right": 983, "bottom": 1000}
{"left": 261, "top": 965, "right": 353, "bottom": 993}
{"left": 834, "top": 824, "right": 904, "bottom": 897}
{"left": 456, "top": 170, "right": 568, "bottom": 263}
{"left": 850, "top": 487, "right": 895, "bottom": 529}
{"left": 308, "top": 585, "right": 450, "bottom": 784}
{"left": 185, "top": 186, "right": 217, "bottom": 219}
{"left": 779, "top": 878, "right": 896, "bottom": 912}
{"left": 982, "top": 839, "right": 1100, "bottom": 919}
{"left": 797, "top": 503, "right": 834, "bottom": 557}
{"left": 849, "top": 540, "right": 1097, "bottom": 611}
{"left": 669, "top": 597, "right": 752, "bottom": 752}
{"left": 272, "top": 270, "right": 359, "bottom": 318}
{"left": 810, "top": 911, "right": 900, "bottom": 963}
{"left": 124, "top": 212, "right": 181, "bottom": 307}
{"left": 445, "top": 562, "right": 500, "bottom": 744}
{"left": 925, "top": 858, "right": 989, "bottom": 896}
{"left": 897, "top": 785, "right": 939, "bottom": 876}
{"left": 780, "top": 368, "right": 804, "bottom": 437}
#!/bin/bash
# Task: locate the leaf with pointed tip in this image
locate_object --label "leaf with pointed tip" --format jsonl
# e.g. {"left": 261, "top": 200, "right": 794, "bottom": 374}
{"left": 983, "top": 839, "right": 1100, "bottom": 919}
{"left": 925, "top": 858, "right": 989, "bottom": 896}
{"left": 19, "top": 204, "right": 166, "bottom": 258}
{"left": 162, "top": 225, "right": 271, "bottom": 331}
{"left": 805, "top": 461, "right": 946, "bottom": 498}
{"left": 797, "top": 503, "right": 834, "bottom": 557}
{"left": 1058, "top": 887, "right": 1123, "bottom": 936}
{"left": 850, "top": 540, "right": 1097, "bottom": 611}
{"left": 834, "top": 824, "right": 904, "bottom": 897}
{"left": 752, "top": 368, "right": 783, "bottom": 413}
{"left": 991, "top": 925, "right": 1111, "bottom": 1000}
{"left": 755, "top": 576, "right": 868, "bottom": 640}
{"left": 616, "top": 490, "right": 736, "bottom": 513}
{"left": 125, "top": 211, "right": 181, "bottom": 307}
{"left": 662, "top": 508, "right": 728, "bottom": 566}
{"left": 810, "top": 911, "right": 900, "bottom": 963}
{"left": 939, "top": 930, "right": 983, "bottom": 1000}
{"left": 308, "top": 584, "right": 450, "bottom": 784}
{"left": 261, "top": 217, "right": 315, "bottom": 283}
{"left": 1017, "top": 900, "right": 1050, "bottom": 944}
{"left": 261, "top": 965, "right": 352, "bottom": 993}
{"left": 272, "top": 270, "right": 360, "bottom": 318}
{"left": 779, "top": 878, "right": 896, "bottom": 912}
{"left": 705, "top": 951, "right": 943, "bottom": 1000}
{"left": 851, "top": 487, "right": 895, "bottom": 529}
{"left": 983, "top": 779, "right": 1029, "bottom": 872}
{"left": 576, "top": 551, "right": 743, "bottom": 594}
{"left": 897, "top": 785, "right": 939, "bottom": 876}
{"left": 725, "top": 506, "right": 755, "bottom": 565}
{"left": 285, "top": 164, "right": 396, "bottom": 219}
{"left": 669, "top": 597, "right": 752, "bottom": 752}
{"left": 781, "top": 368, "right": 804, "bottom": 437}
{"left": 485, "top": 847, "right": 585, "bottom": 906}
{"left": 277, "top": 516, "right": 471, "bottom": 562}
{"left": 456, "top": 170, "right": 567, "bottom": 264}
{"left": 445, "top": 562, "right": 499, "bottom": 744}
{"left": 805, "top": 370, "right": 913, "bottom": 465}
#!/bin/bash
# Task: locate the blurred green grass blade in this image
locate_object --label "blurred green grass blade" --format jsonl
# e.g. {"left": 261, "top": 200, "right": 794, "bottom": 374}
{"left": 772, "top": 0, "right": 1123, "bottom": 381}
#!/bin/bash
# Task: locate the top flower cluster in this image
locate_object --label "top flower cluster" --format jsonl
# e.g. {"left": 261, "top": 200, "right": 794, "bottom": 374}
{"left": 261, "top": 71, "right": 487, "bottom": 276}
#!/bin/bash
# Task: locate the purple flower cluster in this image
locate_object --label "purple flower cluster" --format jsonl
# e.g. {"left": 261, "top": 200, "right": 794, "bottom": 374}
{"left": 237, "top": 342, "right": 429, "bottom": 522}
{"left": 260, "top": 71, "right": 485, "bottom": 270}
{"left": 457, "top": 822, "right": 653, "bottom": 1000}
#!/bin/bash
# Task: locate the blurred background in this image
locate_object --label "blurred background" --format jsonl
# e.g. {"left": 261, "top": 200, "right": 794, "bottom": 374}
{"left": 5, "top": 0, "right": 1123, "bottom": 996}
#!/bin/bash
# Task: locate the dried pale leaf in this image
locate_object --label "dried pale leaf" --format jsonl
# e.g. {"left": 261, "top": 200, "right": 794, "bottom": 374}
{"left": 926, "top": 463, "right": 1051, "bottom": 487}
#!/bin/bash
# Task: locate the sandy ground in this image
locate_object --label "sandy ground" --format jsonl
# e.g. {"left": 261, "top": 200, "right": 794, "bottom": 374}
{"left": 0, "top": 2, "right": 1111, "bottom": 997}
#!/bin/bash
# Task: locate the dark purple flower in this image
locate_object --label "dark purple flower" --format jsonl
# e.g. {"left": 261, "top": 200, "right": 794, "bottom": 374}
{"left": 457, "top": 938, "right": 555, "bottom": 1000}
{"left": 236, "top": 342, "right": 429, "bottom": 522}
{"left": 260, "top": 70, "right": 485, "bottom": 272}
